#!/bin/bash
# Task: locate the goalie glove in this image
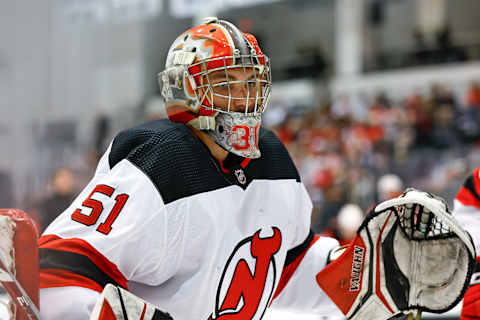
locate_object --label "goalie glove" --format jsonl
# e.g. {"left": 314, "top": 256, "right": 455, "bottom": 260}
{"left": 316, "top": 188, "right": 476, "bottom": 320}
{"left": 90, "top": 284, "right": 174, "bottom": 320}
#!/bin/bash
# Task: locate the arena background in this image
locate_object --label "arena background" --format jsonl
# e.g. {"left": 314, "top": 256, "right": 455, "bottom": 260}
{"left": 1, "top": 0, "right": 480, "bottom": 319}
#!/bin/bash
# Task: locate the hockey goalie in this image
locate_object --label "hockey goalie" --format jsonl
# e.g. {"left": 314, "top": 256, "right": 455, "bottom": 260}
{"left": 33, "top": 17, "right": 475, "bottom": 320}
{"left": 37, "top": 187, "right": 475, "bottom": 320}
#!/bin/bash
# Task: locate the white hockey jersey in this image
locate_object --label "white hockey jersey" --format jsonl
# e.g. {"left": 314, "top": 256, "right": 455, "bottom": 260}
{"left": 39, "top": 120, "right": 341, "bottom": 319}
{"left": 453, "top": 166, "right": 480, "bottom": 258}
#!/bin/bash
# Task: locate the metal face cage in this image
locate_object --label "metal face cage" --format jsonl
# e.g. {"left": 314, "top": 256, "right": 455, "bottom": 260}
{"left": 187, "top": 54, "right": 272, "bottom": 115}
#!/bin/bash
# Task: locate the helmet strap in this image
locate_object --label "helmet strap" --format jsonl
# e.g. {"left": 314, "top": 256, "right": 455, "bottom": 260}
{"left": 187, "top": 116, "right": 216, "bottom": 131}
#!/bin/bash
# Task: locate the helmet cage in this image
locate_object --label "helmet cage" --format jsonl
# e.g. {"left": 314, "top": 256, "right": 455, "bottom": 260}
{"left": 187, "top": 53, "right": 272, "bottom": 116}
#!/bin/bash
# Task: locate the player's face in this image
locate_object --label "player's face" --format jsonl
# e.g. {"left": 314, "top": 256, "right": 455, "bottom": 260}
{"left": 205, "top": 67, "right": 265, "bottom": 113}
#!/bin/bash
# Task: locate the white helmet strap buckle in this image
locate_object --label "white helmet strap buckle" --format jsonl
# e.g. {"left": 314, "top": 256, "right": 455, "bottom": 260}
{"left": 188, "top": 116, "right": 216, "bottom": 131}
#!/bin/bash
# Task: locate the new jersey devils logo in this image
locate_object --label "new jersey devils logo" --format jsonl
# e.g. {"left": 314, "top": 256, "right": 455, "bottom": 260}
{"left": 209, "top": 227, "right": 282, "bottom": 320}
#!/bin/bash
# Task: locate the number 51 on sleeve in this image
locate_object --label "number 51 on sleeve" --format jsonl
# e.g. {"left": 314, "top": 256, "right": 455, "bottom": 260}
{"left": 71, "top": 184, "right": 129, "bottom": 235}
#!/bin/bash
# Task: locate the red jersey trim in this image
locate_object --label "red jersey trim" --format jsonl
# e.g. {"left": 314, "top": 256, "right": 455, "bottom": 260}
{"left": 214, "top": 156, "right": 230, "bottom": 173}
{"left": 270, "top": 235, "right": 320, "bottom": 303}
{"left": 39, "top": 234, "right": 128, "bottom": 290}
{"left": 474, "top": 167, "right": 480, "bottom": 193}
{"left": 240, "top": 158, "right": 251, "bottom": 168}
{"left": 456, "top": 186, "right": 480, "bottom": 210}
{"left": 214, "top": 157, "right": 252, "bottom": 174}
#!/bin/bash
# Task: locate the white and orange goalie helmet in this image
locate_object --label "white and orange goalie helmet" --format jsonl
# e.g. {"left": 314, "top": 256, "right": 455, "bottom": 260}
{"left": 158, "top": 17, "right": 272, "bottom": 158}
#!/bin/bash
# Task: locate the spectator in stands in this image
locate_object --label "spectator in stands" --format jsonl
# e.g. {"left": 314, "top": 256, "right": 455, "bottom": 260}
{"left": 411, "top": 28, "right": 430, "bottom": 65}
{"left": 377, "top": 173, "right": 403, "bottom": 202}
{"left": 404, "top": 91, "right": 432, "bottom": 147}
{"left": 320, "top": 203, "right": 364, "bottom": 246}
{"left": 467, "top": 81, "right": 480, "bottom": 109}
{"left": 435, "top": 26, "right": 467, "bottom": 63}
{"left": 271, "top": 82, "right": 480, "bottom": 238}
{"left": 36, "top": 168, "right": 75, "bottom": 232}
{"left": 428, "top": 84, "right": 460, "bottom": 148}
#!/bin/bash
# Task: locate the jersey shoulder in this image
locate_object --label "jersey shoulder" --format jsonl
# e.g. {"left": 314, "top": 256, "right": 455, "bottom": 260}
{"left": 253, "top": 127, "right": 300, "bottom": 182}
{"left": 455, "top": 166, "right": 480, "bottom": 209}
{"left": 108, "top": 119, "right": 228, "bottom": 204}
{"left": 108, "top": 119, "right": 194, "bottom": 169}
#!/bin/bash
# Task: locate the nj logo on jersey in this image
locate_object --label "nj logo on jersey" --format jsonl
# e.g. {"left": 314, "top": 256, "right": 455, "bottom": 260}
{"left": 209, "top": 227, "right": 282, "bottom": 320}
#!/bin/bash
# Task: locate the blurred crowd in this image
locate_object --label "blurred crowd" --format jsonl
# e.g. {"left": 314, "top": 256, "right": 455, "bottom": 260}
{"left": 269, "top": 82, "right": 480, "bottom": 241}
{"left": 21, "top": 82, "right": 480, "bottom": 243}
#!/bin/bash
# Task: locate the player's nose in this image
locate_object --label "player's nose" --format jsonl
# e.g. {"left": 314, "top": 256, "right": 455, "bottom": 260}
{"left": 230, "top": 86, "right": 256, "bottom": 113}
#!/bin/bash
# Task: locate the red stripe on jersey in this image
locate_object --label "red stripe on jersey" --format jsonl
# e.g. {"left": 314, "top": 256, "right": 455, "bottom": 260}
{"left": 40, "top": 268, "right": 103, "bottom": 293}
{"left": 214, "top": 157, "right": 252, "bottom": 174}
{"left": 39, "top": 234, "right": 128, "bottom": 289}
{"left": 214, "top": 157, "right": 230, "bottom": 173}
{"left": 456, "top": 186, "right": 480, "bottom": 210}
{"left": 240, "top": 158, "right": 251, "bottom": 168}
{"left": 270, "top": 235, "right": 320, "bottom": 303}
{"left": 474, "top": 167, "right": 480, "bottom": 195}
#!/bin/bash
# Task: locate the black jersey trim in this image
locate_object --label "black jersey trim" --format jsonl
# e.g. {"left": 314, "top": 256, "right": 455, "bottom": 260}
{"left": 284, "top": 230, "right": 314, "bottom": 267}
{"left": 474, "top": 261, "right": 480, "bottom": 274}
{"left": 465, "top": 175, "right": 480, "bottom": 201}
{"left": 39, "top": 248, "right": 123, "bottom": 289}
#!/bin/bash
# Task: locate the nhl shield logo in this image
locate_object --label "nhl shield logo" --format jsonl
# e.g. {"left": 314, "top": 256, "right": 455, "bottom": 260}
{"left": 234, "top": 169, "right": 247, "bottom": 185}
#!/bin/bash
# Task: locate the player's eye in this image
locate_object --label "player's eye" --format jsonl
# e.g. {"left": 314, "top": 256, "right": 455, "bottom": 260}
{"left": 212, "top": 79, "right": 227, "bottom": 85}
{"left": 212, "top": 82, "right": 229, "bottom": 95}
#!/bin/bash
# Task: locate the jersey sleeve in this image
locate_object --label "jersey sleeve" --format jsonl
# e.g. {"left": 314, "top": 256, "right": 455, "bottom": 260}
{"left": 453, "top": 166, "right": 480, "bottom": 256}
{"left": 39, "top": 145, "right": 187, "bottom": 293}
{"left": 269, "top": 182, "right": 343, "bottom": 316}
{"left": 40, "top": 286, "right": 100, "bottom": 320}
{"left": 453, "top": 168, "right": 480, "bottom": 320}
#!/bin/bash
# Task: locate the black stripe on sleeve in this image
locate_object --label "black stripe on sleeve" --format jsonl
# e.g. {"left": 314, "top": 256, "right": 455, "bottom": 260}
{"left": 39, "top": 248, "right": 123, "bottom": 289}
{"left": 465, "top": 175, "right": 480, "bottom": 201}
{"left": 284, "top": 230, "right": 314, "bottom": 267}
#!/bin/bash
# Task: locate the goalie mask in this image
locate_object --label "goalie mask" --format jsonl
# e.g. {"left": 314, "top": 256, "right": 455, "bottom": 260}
{"left": 158, "top": 17, "right": 272, "bottom": 159}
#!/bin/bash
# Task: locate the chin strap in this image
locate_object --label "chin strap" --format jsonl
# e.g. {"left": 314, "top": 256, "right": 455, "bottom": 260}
{"left": 187, "top": 116, "right": 216, "bottom": 131}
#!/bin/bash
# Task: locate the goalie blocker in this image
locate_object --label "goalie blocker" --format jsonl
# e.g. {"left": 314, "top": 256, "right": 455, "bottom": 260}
{"left": 317, "top": 189, "right": 476, "bottom": 320}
